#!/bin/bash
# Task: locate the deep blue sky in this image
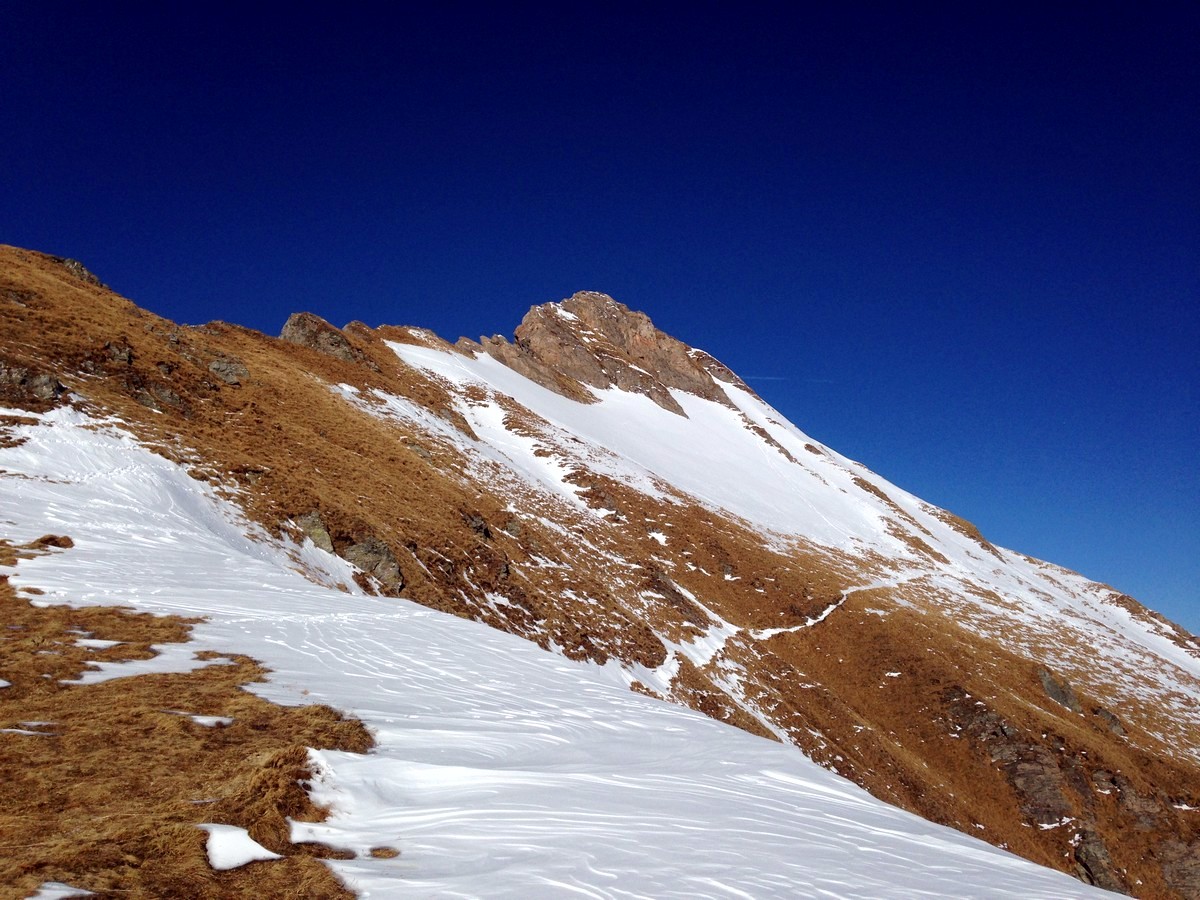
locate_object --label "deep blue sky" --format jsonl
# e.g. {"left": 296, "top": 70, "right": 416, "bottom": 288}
{"left": 3, "top": 5, "right": 1196, "bottom": 629}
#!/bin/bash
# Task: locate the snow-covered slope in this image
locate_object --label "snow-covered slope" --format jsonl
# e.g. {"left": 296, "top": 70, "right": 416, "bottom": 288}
{"left": 384, "top": 333, "right": 1200, "bottom": 759}
{"left": 0, "top": 409, "right": 1109, "bottom": 898}
{"left": 4, "top": 250, "right": 1198, "bottom": 896}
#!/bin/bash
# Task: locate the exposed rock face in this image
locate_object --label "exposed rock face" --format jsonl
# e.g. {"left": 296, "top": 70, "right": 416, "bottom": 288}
{"left": 1161, "top": 839, "right": 1200, "bottom": 899}
{"left": 208, "top": 356, "right": 249, "bottom": 385}
{"left": 477, "top": 291, "right": 752, "bottom": 415}
{"left": 127, "top": 377, "right": 187, "bottom": 414}
{"left": 1038, "top": 666, "right": 1084, "bottom": 713}
{"left": 280, "top": 312, "right": 360, "bottom": 363}
{"left": 1116, "top": 775, "right": 1165, "bottom": 831}
{"left": 47, "top": 255, "right": 106, "bottom": 288}
{"left": 0, "top": 362, "right": 66, "bottom": 409}
{"left": 343, "top": 537, "right": 404, "bottom": 592}
{"left": 1074, "top": 830, "right": 1126, "bottom": 893}
{"left": 104, "top": 341, "right": 133, "bottom": 364}
{"left": 1005, "top": 743, "right": 1075, "bottom": 824}
{"left": 295, "top": 511, "right": 335, "bottom": 554}
{"left": 1094, "top": 705, "right": 1126, "bottom": 736}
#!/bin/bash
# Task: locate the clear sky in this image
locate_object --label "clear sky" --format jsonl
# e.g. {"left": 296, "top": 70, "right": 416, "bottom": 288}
{"left": 3, "top": 5, "right": 1196, "bottom": 629}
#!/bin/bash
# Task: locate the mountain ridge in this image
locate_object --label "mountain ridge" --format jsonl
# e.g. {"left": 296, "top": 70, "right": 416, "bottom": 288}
{"left": 3, "top": 244, "right": 1200, "bottom": 896}
{"left": 462, "top": 290, "right": 754, "bottom": 416}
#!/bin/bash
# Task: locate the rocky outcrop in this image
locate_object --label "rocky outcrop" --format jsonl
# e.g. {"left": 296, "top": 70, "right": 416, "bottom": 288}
{"left": 280, "top": 312, "right": 361, "bottom": 363}
{"left": 937, "top": 680, "right": 1200, "bottom": 894}
{"left": 477, "top": 292, "right": 753, "bottom": 415}
{"left": 1115, "top": 774, "right": 1164, "bottom": 831}
{"left": 124, "top": 374, "right": 187, "bottom": 414}
{"left": 1160, "top": 839, "right": 1200, "bottom": 898}
{"left": 1073, "top": 830, "right": 1126, "bottom": 893}
{"left": 1093, "top": 705, "right": 1126, "bottom": 736}
{"left": 104, "top": 341, "right": 133, "bottom": 364}
{"left": 0, "top": 361, "right": 66, "bottom": 409}
{"left": 1038, "top": 666, "right": 1083, "bottom": 713}
{"left": 295, "top": 511, "right": 335, "bottom": 554}
{"left": 343, "top": 537, "right": 404, "bottom": 592}
{"left": 208, "top": 356, "right": 249, "bottom": 385}
{"left": 1002, "top": 743, "right": 1075, "bottom": 825}
{"left": 47, "top": 255, "right": 106, "bottom": 288}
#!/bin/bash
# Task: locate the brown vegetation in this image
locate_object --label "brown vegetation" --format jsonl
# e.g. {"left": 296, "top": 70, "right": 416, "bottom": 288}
{"left": 0, "top": 537, "right": 374, "bottom": 899}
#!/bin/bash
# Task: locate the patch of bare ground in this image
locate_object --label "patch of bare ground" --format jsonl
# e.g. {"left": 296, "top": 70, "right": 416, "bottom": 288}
{"left": 0, "top": 415, "right": 37, "bottom": 449}
{"left": 851, "top": 477, "right": 951, "bottom": 564}
{"left": 1106, "top": 591, "right": 1200, "bottom": 660}
{"left": 753, "top": 596, "right": 1200, "bottom": 896}
{"left": 925, "top": 504, "right": 1004, "bottom": 559}
{"left": 0, "top": 538, "right": 374, "bottom": 899}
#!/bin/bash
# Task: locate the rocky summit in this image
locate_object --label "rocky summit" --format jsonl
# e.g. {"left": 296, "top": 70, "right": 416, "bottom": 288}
{"left": 3, "top": 244, "right": 1200, "bottom": 898}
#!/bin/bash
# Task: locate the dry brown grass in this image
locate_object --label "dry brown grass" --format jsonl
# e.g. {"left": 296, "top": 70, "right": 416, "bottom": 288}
{"left": 926, "top": 505, "right": 1004, "bottom": 559}
{"left": 0, "top": 538, "right": 374, "bottom": 899}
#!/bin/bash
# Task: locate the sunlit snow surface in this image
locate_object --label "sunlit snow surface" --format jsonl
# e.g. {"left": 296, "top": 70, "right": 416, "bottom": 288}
{"left": 0, "top": 407, "right": 1108, "bottom": 898}
{"left": 197, "top": 823, "right": 284, "bottom": 870}
{"left": 386, "top": 342, "right": 1200, "bottom": 759}
{"left": 385, "top": 343, "right": 886, "bottom": 549}
{"left": 25, "top": 882, "right": 94, "bottom": 899}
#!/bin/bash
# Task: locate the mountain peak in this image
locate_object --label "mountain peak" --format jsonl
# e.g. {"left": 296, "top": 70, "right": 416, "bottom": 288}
{"left": 559, "top": 288, "right": 621, "bottom": 309}
{"left": 472, "top": 292, "right": 750, "bottom": 415}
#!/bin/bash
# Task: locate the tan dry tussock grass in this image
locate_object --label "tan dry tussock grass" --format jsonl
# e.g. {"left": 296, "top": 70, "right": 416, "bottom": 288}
{"left": 0, "top": 538, "right": 375, "bottom": 899}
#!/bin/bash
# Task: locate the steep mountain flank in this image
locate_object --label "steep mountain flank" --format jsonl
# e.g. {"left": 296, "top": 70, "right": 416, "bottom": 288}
{"left": 4, "top": 244, "right": 1200, "bottom": 897}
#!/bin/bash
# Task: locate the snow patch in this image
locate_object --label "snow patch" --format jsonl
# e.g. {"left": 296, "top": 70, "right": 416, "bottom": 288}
{"left": 163, "top": 710, "right": 235, "bottom": 727}
{"left": 64, "top": 641, "right": 235, "bottom": 685}
{"left": 25, "top": 883, "right": 95, "bottom": 899}
{"left": 75, "top": 638, "right": 122, "bottom": 650}
{"left": 198, "top": 823, "right": 283, "bottom": 870}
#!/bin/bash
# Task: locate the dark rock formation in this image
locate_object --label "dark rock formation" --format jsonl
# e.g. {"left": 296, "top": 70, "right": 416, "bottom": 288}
{"left": 1160, "top": 839, "right": 1200, "bottom": 898}
{"left": 127, "top": 377, "right": 186, "bottom": 414}
{"left": 1093, "top": 706, "right": 1126, "bottom": 736}
{"left": 464, "top": 513, "right": 492, "bottom": 540}
{"left": 1073, "top": 830, "right": 1126, "bottom": 893}
{"left": 344, "top": 537, "right": 404, "bottom": 591}
{"left": 0, "top": 362, "right": 66, "bottom": 408}
{"left": 295, "top": 511, "right": 335, "bottom": 554}
{"left": 1038, "top": 666, "right": 1083, "bottom": 713}
{"left": 280, "top": 312, "right": 360, "bottom": 363}
{"left": 1003, "top": 743, "right": 1074, "bottom": 825}
{"left": 1115, "top": 775, "right": 1163, "bottom": 831}
{"left": 208, "top": 356, "right": 249, "bottom": 385}
{"left": 104, "top": 341, "right": 133, "bottom": 364}
{"left": 47, "top": 255, "right": 106, "bottom": 288}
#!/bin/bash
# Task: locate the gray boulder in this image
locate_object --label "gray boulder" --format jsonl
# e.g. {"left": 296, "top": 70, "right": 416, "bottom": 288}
{"left": 280, "top": 312, "right": 360, "bottom": 363}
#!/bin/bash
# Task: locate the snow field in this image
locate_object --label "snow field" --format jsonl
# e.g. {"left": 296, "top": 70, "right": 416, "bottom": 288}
{"left": 387, "top": 342, "right": 1200, "bottom": 757}
{"left": 0, "top": 407, "right": 1108, "bottom": 897}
